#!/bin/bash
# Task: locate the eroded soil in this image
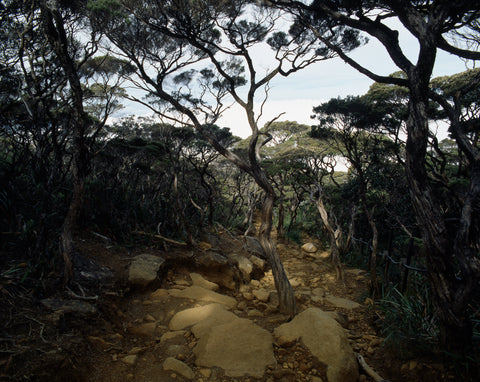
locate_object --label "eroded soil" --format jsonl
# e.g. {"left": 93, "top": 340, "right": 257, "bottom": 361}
{"left": 0, "top": 231, "right": 463, "bottom": 381}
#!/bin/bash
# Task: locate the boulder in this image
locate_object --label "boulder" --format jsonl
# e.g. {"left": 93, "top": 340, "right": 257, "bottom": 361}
{"left": 128, "top": 254, "right": 165, "bottom": 287}
{"left": 274, "top": 307, "right": 358, "bottom": 382}
{"left": 194, "top": 317, "right": 275, "bottom": 377}
{"left": 169, "top": 304, "right": 275, "bottom": 377}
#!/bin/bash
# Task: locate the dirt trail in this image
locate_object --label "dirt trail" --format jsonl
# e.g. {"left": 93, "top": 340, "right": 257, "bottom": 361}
{"left": 74, "top": 229, "right": 388, "bottom": 382}
{"left": 0, "top": 232, "right": 455, "bottom": 382}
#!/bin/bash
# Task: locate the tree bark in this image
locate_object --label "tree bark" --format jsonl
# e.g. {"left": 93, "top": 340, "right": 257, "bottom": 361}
{"left": 364, "top": 207, "right": 379, "bottom": 297}
{"left": 314, "top": 196, "right": 344, "bottom": 280}
{"left": 405, "top": 82, "right": 473, "bottom": 351}
{"left": 41, "top": 1, "right": 89, "bottom": 283}
{"left": 259, "top": 192, "right": 297, "bottom": 317}
{"left": 276, "top": 187, "right": 285, "bottom": 239}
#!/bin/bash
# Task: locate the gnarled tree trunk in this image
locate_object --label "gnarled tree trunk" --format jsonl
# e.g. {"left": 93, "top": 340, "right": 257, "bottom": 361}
{"left": 314, "top": 195, "right": 344, "bottom": 280}
{"left": 259, "top": 192, "right": 297, "bottom": 317}
{"left": 405, "top": 82, "right": 478, "bottom": 351}
{"left": 41, "top": 1, "right": 89, "bottom": 283}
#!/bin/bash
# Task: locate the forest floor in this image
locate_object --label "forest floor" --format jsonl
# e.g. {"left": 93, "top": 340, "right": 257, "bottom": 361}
{"left": 0, "top": 228, "right": 466, "bottom": 382}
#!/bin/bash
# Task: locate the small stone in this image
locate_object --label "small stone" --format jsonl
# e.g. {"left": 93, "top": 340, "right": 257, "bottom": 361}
{"left": 128, "top": 347, "right": 146, "bottom": 355}
{"left": 151, "top": 289, "right": 169, "bottom": 299}
{"left": 161, "top": 331, "right": 187, "bottom": 343}
{"left": 109, "top": 333, "right": 124, "bottom": 341}
{"left": 252, "top": 289, "right": 270, "bottom": 302}
{"left": 121, "top": 355, "right": 138, "bottom": 366}
{"left": 163, "top": 357, "right": 195, "bottom": 380}
{"left": 311, "top": 288, "right": 325, "bottom": 297}
{"left": 247, "top": 309, "right": 263, "bottom": 317}
{"left": 324, "top": 295, "right": 361, "bottom": 310}
{"left": 87, "top": 336, "right": 113, "bottom": 350}
{"left": 198, "top": 241, "right": 212, "bottom": 251}
{"left": 144, "top": 314, "right": 156, "bottom": 322}
{"left": 174, "top": 277, "right": 190, "bottom": 286}
{"left": 275, "top": 335, "right": 297, "bottom": 347}
{"left": 190, "top": 273, "right": 219, "bottom": 291}
{"left": 289, "top": 278, "right": 301, "bottom": 288}
{"left": 128, "top": 322, "right": 157, "bottom": 337}
{"left": 199, "top": 368, "right": 212, "bottom": 378}
{"left": 166, "top": 344, "right": 186, "bottom": 357}
{"left": 243, "top": 292, "right": 254, "bottom": 300}
{"left": 301, "top": 243, "right": 318, "bottom": 253}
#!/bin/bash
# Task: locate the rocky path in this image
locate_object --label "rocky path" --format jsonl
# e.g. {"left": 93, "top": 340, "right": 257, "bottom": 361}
{"left": 79, "top": 236, "right": 389, "bottom": 382}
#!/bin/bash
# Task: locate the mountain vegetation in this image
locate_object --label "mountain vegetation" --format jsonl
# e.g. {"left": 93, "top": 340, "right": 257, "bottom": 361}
{"left": 1, "top": 1, "right": 479, "bottom": 379}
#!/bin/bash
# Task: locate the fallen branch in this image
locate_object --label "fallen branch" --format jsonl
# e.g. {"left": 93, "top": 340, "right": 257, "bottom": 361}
{"left": 24, "top": 316, "right": 48, "bottom": 344}
{"left": 91, "top": 231, "right": 111, "bottom": 242}
{"left": 133, "top": 231, "right": 187, "bottom": 246}
{"left": 355, "top": 352, "right": 388, "bottom": 382}
{"left": 66, "top": 286, "right": 99, "bottom": 301}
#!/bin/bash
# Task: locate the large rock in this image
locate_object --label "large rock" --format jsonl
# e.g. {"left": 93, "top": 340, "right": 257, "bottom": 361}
{"left": 128, "top": 254, "right": 165, "bottom": 287}
{"left": 169, "top": 303, "right": 236, "bottom": 332}
{"left": 168, "top": 285, "right": 237, "bottom": 308}
{"left": 194, "top": 317, "right": 275, "bottom": 378}
{"left": 169, "top": 304, "right": 275, "bottom": 378}
{"left": 274, "top": 307, "right": 358, "bottom": 382}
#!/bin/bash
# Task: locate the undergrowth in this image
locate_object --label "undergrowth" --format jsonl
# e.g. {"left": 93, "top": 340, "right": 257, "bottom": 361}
{"left": 377, "top": 285, "right": 438, "bottom": 358}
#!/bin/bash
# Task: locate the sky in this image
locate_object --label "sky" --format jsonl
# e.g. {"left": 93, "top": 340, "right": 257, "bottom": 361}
{"left": 115, "top": 19, "right": 472, "bottom": 139}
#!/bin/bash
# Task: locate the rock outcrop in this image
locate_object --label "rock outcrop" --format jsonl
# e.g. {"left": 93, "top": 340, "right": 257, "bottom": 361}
{"left": 169, "top": 303, "right": 275, "bottom": 377}
{"left": 274, "top": 307, "right": 358, "bottom": 382}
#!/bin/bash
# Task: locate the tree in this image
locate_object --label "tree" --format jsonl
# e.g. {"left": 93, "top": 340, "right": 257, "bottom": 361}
{"left": 0, "top": 0, "right": 130, "bottom": 282}
{"left": 91, "top": 0, "right": 364, "bottom": 316}
{"left": 312, "top": 95, "right": 403, "bottom": 294}
{"left": 275, "top": 0, "right": 480, "bottom": 349}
